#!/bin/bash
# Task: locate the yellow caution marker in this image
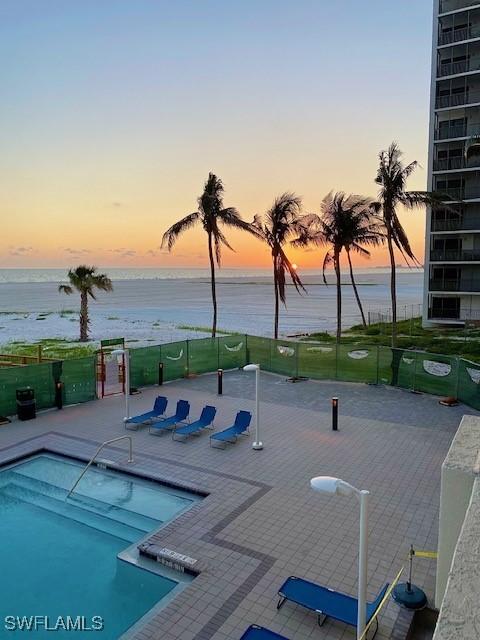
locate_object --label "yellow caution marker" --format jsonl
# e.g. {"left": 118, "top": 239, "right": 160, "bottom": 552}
{"left": 359, "top": 566, "right": 404, "bottom": 640}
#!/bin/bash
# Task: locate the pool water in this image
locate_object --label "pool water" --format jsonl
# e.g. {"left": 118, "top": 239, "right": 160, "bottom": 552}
{"left": 0, "top": 454, "right": 198, "bottom": 638}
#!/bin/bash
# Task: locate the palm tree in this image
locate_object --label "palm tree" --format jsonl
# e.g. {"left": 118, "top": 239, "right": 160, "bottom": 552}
{"left": 374, "top": 142, "right": 440, "bottom": 346}
{"left": 295, "top": 192, "right": 382, "bottom": 341}
{"left": 162, "top": 173, "right": 257, "bottom": 338}
{"left": 252, "top": 193, "right": 306, "bottom": 339}
{"left": 58, "top": 266, "right": 113, "bottom": 342}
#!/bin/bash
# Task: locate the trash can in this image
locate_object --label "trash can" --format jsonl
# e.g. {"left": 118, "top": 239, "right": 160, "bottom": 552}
{"left": 16, "top": 387, "right": 36, "bottom": 421}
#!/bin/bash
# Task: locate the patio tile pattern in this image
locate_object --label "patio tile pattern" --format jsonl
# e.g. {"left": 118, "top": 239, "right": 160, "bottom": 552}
{"left": 0, "top": 370, "right": 473, "bottom": 640}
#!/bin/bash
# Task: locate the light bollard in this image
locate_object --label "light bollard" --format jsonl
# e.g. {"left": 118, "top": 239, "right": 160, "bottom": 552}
{"left": 217, "top": 369, "right": 223, "bottom": 395}
{"left": 332, "top": 397, "right": 338, "bottom": 431}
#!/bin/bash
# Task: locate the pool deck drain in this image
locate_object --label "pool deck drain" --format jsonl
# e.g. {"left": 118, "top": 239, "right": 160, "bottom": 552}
{"left": 0, "top": 370, "right": 475, "bottom": 640}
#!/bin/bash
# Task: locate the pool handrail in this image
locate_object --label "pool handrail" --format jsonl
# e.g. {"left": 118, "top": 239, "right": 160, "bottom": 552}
{"left": 66, "top": 435, "right": 134, "bottom": 499}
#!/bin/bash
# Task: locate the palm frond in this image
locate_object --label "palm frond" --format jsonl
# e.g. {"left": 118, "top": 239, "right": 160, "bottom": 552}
{"left": 322, "top": 251, "right": 334, "bottom": 285}
{"left": 161, "top": 212, "right": 200, "bottom": 250}
{"left": 58, "top": 284, "right": 73, "bottom": 295}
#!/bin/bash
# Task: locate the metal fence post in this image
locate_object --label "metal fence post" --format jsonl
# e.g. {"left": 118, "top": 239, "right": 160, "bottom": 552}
{"left": 455, "top": 356, "right": 460, "bottom": 400}
{"left": 186, "top": 340, "right": 190, "bottom": 377}
{"left": 412, "top": 351, "right": 418, "bottom": 393}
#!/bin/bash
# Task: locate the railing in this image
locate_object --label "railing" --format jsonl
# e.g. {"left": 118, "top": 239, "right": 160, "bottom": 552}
{"left": 431, "top": 216, "right": 463, "bottom": 230}
{"left": 438, "top": 60, "right": 474, "bottom": 77}
{"left": 436, "top": 90, "right": 480, "bottom": 109}
{"left": 429, "top": 277, "right": 480, "bottom": 291}
{"left": 440, "top": 0, "right": 480, "bottom": 14}
{"left": 433, "top": 156, "right": 467, "bottom": 171}
{"left": 367, "top": 304, "right": 423, "bottom": 326}
{"left": 428, "top": 307, "right": 461, "bottom": 319}
{"left": 438, "top": 25, "right": 480, "bottom": 46}
{"left": 435, "top": 124, "right": 467, "bottom": 139}
{"left": 66, "top": 436, "right": 133, "bottom": 499}
{"left": 435, "top": 186, "right": 480, "bottom": 200}
{"left": 430, "top": 248, "right": 480, "bottom": 260}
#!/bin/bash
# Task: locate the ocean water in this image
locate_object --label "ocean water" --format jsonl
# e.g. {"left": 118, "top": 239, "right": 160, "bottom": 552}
{"left": 0, "top": 266, "right": 409, "bottom": 284}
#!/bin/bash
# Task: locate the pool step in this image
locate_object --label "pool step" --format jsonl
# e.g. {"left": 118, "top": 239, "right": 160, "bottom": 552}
{"left": 11, "top": 456, "right": 193, "bottom": 523}
{"left": 9, "top": 471, "right": 160, "bottom": 534}
{"left": 2, "top": 482, "right": 147, "bottom": 543}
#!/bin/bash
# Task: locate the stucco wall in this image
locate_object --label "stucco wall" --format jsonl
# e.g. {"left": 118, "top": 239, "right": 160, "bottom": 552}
{"left": 433, "top": 415, "right": 480, "bottom": 639}
{"left": 433, "top": 478, "right": 480, "bottom": 640}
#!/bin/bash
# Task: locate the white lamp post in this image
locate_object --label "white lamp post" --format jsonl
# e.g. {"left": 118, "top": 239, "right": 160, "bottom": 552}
{"left": 243, "top": 363, "right": 262, "bottom": 450}
{"left": 310, "top": 476, "right": 369, "bottom": 640}
{"left": 112, "top": 348, "right": 131, "bottom": 423}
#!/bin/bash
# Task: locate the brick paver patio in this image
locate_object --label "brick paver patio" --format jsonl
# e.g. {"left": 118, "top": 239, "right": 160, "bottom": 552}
{"left": 0, "top": 370, "right": 473, "bottom": 640}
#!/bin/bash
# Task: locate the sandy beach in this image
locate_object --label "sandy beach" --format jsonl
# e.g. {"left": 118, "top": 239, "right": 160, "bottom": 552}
{"left": 0, "top": 268, "right": 423, "bottom": 346}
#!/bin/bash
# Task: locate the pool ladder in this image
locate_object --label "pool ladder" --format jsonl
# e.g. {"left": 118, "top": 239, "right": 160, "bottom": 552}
{"left": 66, "top": 436, "right": 134, "bottom": 500}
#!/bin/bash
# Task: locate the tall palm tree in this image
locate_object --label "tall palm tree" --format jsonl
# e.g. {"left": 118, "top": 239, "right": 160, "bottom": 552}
{"left": 58, "top": 266, "right": 113, "bottom": 342}
{"left": 252, "top": 193, "right": 306, "bottom": 339}
{"left": 374, "top": 142, "right": 440, "bottom": 346}
{"left": 162, "top": 173, "right": 257, "bottom": 337}
{"left": 295, "top": 192, "right": 382, "bottom": 341}
{"left": 343, "top": 208, "right": 384, "bottom": 327}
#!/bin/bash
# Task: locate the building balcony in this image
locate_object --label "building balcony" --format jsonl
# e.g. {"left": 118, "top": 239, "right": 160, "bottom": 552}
{"left": 438, "top": 60, "right": 480, "bottom": 77}
{"left": 433, "top": 156, "right": 468, "bottom": 170}
{"left": 429, "top": 277, "right": 480, "bottom": 291}
{"left": 436, "top": 88, "right": 480, "bottom": 108}
{"left": 431, "top": 217, "right": 463, "bottom": 231}
{"left": 438, "top": 25, "right": 480, "bottom": 46}
{"left": 431, "top": 209, "right": 480, "bottom": 230}
{"left": 436, "top": 186, "right": 480, "bottom": 200}
{"left": 430, "top": 248, "right": 480, "bottom": 260}
{"left": 440, "top": 0, "right": 480, "bottom": 14}
{"left": 428, "top": 307, "right": 461, "bottom": 319}
{"left": 434, "top": 123, "right": 477, "bottom": 139}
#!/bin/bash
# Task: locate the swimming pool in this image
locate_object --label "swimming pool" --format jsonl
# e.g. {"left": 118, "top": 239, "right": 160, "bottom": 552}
{"left": 0, "top": 453, "right": 199, "bottom": 638}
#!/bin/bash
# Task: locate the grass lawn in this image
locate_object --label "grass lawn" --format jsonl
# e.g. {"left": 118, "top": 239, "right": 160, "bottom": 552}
{"left": 0, "top": 338, "right": 97, "bottom": 360}
{"left": 302, "top": 317, "right": 480, "bottom": 363}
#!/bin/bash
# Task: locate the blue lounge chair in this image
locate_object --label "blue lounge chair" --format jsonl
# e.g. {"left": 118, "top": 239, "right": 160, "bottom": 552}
{"left": 239, "top": 626, "right": 288, "bottom": 640}
{"left": 210, "top": 410, "right": 252, "bottom": 448}
{"left": 172, "top": 405, "right": 217, "bottom": 442}
{"left": 277, "top": 576, "right": 388, "bottom": 638}
{"left": 125, "top": 396, "right": 168, "bottom": 430}
{"left": 149, "top": 400, "right": 190, "bottom": 435}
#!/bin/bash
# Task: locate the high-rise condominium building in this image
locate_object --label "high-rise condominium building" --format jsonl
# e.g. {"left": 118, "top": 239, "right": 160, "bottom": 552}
{"left": 424, "top": 0, "right": 480, "bottom": 325}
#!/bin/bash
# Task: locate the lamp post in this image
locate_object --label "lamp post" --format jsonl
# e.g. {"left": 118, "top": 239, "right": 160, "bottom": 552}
{"left": 112, "top": 348, "right": 131, "bottom": 423}
{"left": 310, "top": 476, "right": 369, "bottom": 640}
{"left": 243, "top": 363, "right": 262, "bottom": 450}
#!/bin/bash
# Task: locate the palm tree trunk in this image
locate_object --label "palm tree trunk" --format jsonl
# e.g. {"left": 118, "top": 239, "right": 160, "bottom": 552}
{"left": 334, "top": 249, "right": 342, "bottom": 343}
{"left": 207, "top": 233, "right": 217, "bottom": 338}
{"left": 79, "top": 291, "right": 88, "bottom": 342}
{"left": 273, "top": 267, "right": 279, "bottom": 340}
{"left": 347, "top": 249, "right": 367, "bottom": 327}
{"left": 386, "top": 231, "right": 397, "bottom": 347}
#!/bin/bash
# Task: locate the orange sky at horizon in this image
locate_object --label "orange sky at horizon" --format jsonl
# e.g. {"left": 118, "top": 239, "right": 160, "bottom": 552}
{"left": 0, "top": 163, "right": 430, "bottom": 271}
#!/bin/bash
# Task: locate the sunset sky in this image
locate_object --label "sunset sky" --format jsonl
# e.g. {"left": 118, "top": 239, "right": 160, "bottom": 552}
{"left": 0, "top": 0, "right": 433, "bottom": 270}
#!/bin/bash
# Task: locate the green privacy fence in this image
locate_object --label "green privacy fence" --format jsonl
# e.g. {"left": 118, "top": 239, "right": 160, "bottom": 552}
{"left": 1, "top": 335, "right": 480, "bottom": 416}
{"left": 128, "top": 335, "right": 480, "bottom": 411}
{"left": 0, "top": 356, "right": 97, "bottom": 417}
